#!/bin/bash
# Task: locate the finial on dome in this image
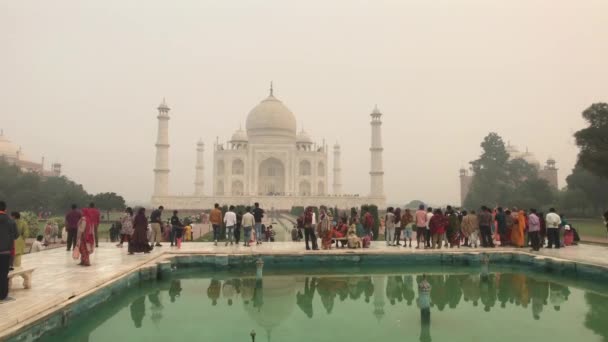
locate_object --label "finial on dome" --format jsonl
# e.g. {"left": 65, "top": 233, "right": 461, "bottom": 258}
{"left": 269, "top": 81, "right": 274, "bottom": 96}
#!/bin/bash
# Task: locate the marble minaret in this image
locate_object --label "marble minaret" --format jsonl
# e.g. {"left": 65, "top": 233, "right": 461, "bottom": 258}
{"left": 333, "top": 143, "right": 342, "bottom": 195}
{"left": 153, "top": 99, "right": 170, "bottom": 197}
{"left": 369, "top": 105, "right": 384, "bottom": 197}
{"left": 194, "top": 139, "right": 205, "bottom": 196}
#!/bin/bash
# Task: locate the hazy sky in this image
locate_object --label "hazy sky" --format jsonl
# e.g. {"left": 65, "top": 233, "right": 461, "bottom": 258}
{"left": 2, "top": 0, "right": 607, "bottom": 205}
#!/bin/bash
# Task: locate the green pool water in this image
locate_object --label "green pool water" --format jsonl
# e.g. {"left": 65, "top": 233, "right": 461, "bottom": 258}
{"left": 39, "top": 265, "right": 608, "bottom": 342}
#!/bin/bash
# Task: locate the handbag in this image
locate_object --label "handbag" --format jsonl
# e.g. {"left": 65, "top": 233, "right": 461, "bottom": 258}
{"left": 72, "top": 247, "right": 81, "bottom": 260}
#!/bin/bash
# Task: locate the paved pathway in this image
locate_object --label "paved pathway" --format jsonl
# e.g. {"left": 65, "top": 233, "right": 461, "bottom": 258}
{"left": 1, "top": 241, "right": 607, "bottom": 339}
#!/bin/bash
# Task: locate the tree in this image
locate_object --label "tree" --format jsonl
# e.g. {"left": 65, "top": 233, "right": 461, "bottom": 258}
{"left": 404, "top": 200, "right": 425, "bottom": 209}
{"left": 464, "top": 132, "right": 556, "bottom": 210}
{"left": 464, "top": 133, "right": 511, "bottom": 208}
{"left": 562, "top": 165, "right": 608, "bottom": 215}
{"left": 574, "top": 103, "right": 608, "bottom": 179}
{"left": 92, "top": 192, "right": 126, "bottom": 219}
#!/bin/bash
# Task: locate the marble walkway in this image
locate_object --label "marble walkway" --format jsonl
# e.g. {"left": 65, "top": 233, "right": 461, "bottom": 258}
{"left": 1, "top": 241, "right": 607, "bottom": 340}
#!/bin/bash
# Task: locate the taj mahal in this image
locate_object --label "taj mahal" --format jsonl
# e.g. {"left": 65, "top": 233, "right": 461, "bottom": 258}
{"left": 150, "top": 85, "right": 386, "bottom": 210}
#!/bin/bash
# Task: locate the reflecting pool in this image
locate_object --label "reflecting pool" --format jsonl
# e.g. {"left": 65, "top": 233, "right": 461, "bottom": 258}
{"left": 39, "top": 266, "right": 608, "bottom": 342}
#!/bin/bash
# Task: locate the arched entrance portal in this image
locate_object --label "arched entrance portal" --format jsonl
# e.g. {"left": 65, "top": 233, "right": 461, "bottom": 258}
{"left": 258, "top": 158, "right": 285, "bottom": 195}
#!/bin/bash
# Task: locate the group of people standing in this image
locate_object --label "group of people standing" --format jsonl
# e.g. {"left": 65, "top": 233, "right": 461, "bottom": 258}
{"left": 403, "top": 204, "right": 574, "bottom": 251}
{"left": 209, "top": 202, "right": 265, "bottom": 247}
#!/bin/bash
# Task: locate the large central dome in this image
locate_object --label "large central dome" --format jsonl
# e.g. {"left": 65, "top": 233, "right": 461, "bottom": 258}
{"left": 246, "top": 92, "right": 297, "bottom": 143}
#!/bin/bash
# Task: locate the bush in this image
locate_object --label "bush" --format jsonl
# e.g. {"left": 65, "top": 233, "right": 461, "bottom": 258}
{"left": 22, "top": 211, "right": 40, "bottom": 238}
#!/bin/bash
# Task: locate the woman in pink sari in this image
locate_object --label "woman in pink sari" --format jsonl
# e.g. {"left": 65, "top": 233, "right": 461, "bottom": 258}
{"left": 75, "top": 208, "right": 96, "bottom": 266}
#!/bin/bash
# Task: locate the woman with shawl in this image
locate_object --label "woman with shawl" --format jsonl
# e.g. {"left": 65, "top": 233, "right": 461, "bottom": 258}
{"left": 75, "top": 208, "right": 96, "bottom": 266}
{"left": 129, "top": 207, "right": 152, "bottom": 254}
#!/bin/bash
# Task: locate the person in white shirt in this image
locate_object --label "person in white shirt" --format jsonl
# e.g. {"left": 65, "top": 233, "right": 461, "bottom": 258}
{"left": 223, "top": 206, "right": 237, "bottom": 246}
{"left": 425, "top": 208, "right": 434, "bottom": 248}
{"left": 545, "top": 208, "right": 562, "bottom": 249}
{"left": 30, "top": 235, "right": 45, "bottom": 253}
{"left": 241, "top": 207, "right": 255, "bottom": 247}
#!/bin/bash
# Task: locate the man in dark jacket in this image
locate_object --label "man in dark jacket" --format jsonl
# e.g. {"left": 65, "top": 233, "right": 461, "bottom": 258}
{"left": 0, "top": 201, "right": 18, "bottom": 301}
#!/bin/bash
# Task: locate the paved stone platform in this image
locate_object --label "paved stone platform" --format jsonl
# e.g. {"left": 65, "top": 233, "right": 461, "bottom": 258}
{"left": 1, "top": 241, "right": 607, "bottom": 340}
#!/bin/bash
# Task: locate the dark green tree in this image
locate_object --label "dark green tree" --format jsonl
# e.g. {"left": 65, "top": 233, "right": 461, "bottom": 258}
{"left": 574, "top": 103, "right": 608, "bottom": 179}
{"left": 464, "top": 132, "right": 556, "bottom": 210}
{"left": 563, "top": 165, "right": 608, "bottom": 215}
{"left": 92, "top": 192, "right": 126, "bottom": 219}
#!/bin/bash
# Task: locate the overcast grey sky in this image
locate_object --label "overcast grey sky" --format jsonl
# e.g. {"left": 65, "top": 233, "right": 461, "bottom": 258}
{"left": 2, "top": 0, "right": 607, "bottom": 205}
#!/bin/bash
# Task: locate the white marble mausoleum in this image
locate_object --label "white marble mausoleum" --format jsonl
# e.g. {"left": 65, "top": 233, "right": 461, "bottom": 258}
{"left": 151, "top": 85, "right": 386, "bottom": 210}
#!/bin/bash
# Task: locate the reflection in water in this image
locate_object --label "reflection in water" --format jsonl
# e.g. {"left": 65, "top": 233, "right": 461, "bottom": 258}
{"left": 296, "top": 277, "right": 316, "bottom": 318}
{"left": 585, "top": 292, "right": 608, "bottom": 342}
{"left": 417, "top": 276, "right": 432, "bottom": 342}
{"left": 169, "top": 280, "right": 182, "bottom": 303}
{"left": 130, "top": 296, "right": 146, "bottom": 328}
{"left": 48, "top": 268, "right": 608, "bottom": 342}
{"left": 148, "top": 290, "right": 163, "bottom": 327}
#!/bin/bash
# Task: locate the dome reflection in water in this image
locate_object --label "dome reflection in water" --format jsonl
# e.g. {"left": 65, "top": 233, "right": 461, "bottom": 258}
{"left": 39, "top": 266, "right": 608, "bottom": 342}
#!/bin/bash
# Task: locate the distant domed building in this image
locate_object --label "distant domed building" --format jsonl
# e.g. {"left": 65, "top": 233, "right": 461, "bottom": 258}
{"left": 150, "top": 85, "right": 386, "bottom": 210}
{"left": 459, "top": 143, "right": 558, "bottom": 205}
{"left": 0, "top": 130, "right": 61, "bottom": 177}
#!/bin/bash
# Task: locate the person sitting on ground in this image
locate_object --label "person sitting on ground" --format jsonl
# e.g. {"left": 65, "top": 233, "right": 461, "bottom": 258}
{"left": 265, "top": 225, "right": 275, "bottom": 242}
{"left": 333, "top": 217, "right": 349, "bottom": 247}
{"left": 30, "top": 235, "right": 45, "bottom": 253}
{"left": 347, "top": 218, "right": 362, "bottom": 248}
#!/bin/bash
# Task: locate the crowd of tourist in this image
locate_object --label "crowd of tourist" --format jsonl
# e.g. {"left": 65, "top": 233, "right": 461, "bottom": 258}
{"left": 291, "top": 204, "right": 584, "bottom": 252}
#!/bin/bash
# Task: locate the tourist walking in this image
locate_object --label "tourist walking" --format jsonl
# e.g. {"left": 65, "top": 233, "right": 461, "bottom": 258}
{"left": 0, "top": 201, "right": 17, "bottom": 301}
{"left": 129, "top": 208, "right": 152, "bottom": 254}
{"left": 65, "top": 204, "right": 81, "bottom": 251}
{"left": 512, "top": 210, "right": 526, "bottom": 247}
{"left": 415, "top": 204, "right": 427, "bottom": 249}
{"left": 545, "top": 208, "right": 562, "bottom": 249}
{"left": 304, "top": 206, "right": 319, "bottom": 250}
{"left": 170, "top": 210, "right": 183, "bottom": 247}
{"left": 401, "top": 208, "right": 414, "bottom": 247}
{"left": 242, "top": 207, "right": 254, "bottom": 247}
{"left": 385, "top": 207, "right": 395, "bottom": 246}
{"left": 425, "top": 207, "right": 434, "bottom": 248}
{"left": 210, "top": 204, "right": 222, "bottom": 246}
{"left": 235, "top": 209, "right": 243, "bottom": 245}
{"left": 224, "top": 206, "right": 237, "bottom": 246}
{"left": 393, "top": 207, "right": 402, "bottom": 246}
{"left": 150, "top": 206, "right": 164, "bottom": 247}
{"left": 528, "top": 209, "right": 541, "bottom": 251}
{"left": 478, "top": 206, "right": 494, "bottom": 247}
{"left": 117, "top": 207, "right": 134, "bottom": 247}
{"left": 87, "top": 203, "right": 101, "bottom": 248}
{"left": 10, "top": 212, "right": 28, "bottom": 268}
{"left": 496, "top": 207, "right": 508, "bottom": 246}
{"left": 75, "top": 208, "right": 96, "bottom": 266}
{"left": 461, "top": 210, "right": 479, "bottom": 247}
{"left": 253, "top": 203, "right": 265, "bottom": 245}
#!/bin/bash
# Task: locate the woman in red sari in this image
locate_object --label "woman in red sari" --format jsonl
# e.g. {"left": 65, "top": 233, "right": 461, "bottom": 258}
{"left": 75, "top": 208, "right": 96, "bottom": 266}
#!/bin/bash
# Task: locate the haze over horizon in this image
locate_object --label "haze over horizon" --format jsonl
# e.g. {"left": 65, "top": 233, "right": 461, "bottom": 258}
{"left": 2, "top": 0, "right": 607, "bottom": 206}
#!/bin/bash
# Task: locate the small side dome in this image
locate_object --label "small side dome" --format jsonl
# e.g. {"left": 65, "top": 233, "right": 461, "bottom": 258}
{"left": 230, "top": 128, "right": 248, "bottom": 143}
{"left": 296, "top": 129, "right": 313, "bottom": 144}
